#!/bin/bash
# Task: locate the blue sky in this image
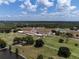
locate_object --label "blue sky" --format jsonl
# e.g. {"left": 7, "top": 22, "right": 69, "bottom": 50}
{"left": 0, "top": 0, "right": 79, "bottom": 21}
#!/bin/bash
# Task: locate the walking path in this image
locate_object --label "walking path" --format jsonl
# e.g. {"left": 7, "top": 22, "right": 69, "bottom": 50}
{"left": 19, "top": 54, "right": 27, "bottom": 59}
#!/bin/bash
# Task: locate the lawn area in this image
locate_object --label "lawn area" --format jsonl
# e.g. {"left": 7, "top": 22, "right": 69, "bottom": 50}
{"left": 44, "top": 36, "right": 79, "bottom": 59}
{"left": 15, "top": 46, "right": 58, "bottom": 59}
{"left": 0, "top": 33, "right": 79, "bottom": 59}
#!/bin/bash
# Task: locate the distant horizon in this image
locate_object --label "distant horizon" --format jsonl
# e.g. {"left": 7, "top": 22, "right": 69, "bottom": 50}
{"left": 1, "top": 20, "right": 79, "bottom": 22}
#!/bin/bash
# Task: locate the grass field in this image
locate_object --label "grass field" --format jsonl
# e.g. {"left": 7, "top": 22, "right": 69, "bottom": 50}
{"left": 44, "top": 36, "right": 79, "bottom": 59}
{"left": 0, "top": 33, "right": 79, "bottom": 59}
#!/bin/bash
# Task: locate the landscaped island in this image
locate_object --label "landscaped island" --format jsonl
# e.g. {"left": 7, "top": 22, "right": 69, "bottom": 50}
{"left": 0, "top": 21, "right": 79, "bottom": 59}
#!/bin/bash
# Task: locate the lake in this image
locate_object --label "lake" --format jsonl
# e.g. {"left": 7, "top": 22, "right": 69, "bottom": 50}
{"left": 0, "top": 49, "right": 25, "bottom": 59}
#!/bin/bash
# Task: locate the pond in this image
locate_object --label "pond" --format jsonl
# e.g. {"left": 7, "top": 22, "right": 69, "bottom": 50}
{"left": 0, "top": 49, "right": 25, "bottom": 59}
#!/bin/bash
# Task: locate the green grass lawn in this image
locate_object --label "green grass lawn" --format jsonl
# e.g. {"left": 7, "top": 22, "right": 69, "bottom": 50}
{"left": 44, "top": 36, "right": 79, "bottom": 59}
{"left": 0, "top": 33, "right": 79, "bottom": 59}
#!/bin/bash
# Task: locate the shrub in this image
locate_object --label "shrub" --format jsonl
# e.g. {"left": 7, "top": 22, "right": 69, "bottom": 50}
{"left": 51, "top": 30, "right": 56, "bottom": 33}
{"left": 13, "top": 37, "right": 21, "bottom": 45}
{"left": 13, "top": 29, "right": 21, "bottom": 33}
{"left": 66, "top": 33, "right": 73, "bottom": 38}
{"left": 75, "top": 43, "right": 78, "bottom": 46}
{"left": 48, "top": 57, "right": 54, "bottom": 59}
{"left": 37, "top": 54, "right": 43, "bottom": 59}
{"left": 26, "top": 35, "right": 34, "bottom": 45}
{"left": 34, "top": 39, "right": 44, "bottom": 48}
{"left": 58, "top": 39, "right": 64, "bottom": 43}
{"left": 55, "top": 31, "right": 61, "bottom": 36}
{"left": 58, "top": 47, "right": 71, "bottom": 58}
{"left": 13, "top": 35, "right": 34, "bottom": 45}
{"left": 0, "top": 39, "right": 6, "bottom": 48}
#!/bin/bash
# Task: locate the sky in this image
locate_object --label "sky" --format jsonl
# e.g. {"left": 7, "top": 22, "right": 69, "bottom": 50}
{"left": 0, "top": 0, "right": 79, "bottom": 21}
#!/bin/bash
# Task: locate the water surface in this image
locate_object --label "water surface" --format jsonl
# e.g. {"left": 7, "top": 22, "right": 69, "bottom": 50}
{"left": 0, "top": 50, "right": 25, "bottom": 59}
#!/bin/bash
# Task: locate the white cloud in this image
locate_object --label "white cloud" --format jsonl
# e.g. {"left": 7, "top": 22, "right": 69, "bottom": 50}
{"left": 37, "top": 0, "right": 54, "bottom": 7}
{"left": 21, "top": 0, "right": 37, "bottom": 12}
{"left": 20, "top": 4, "right": 25, "bottom": 9}
{"left": 4, "top": 1, "right": 9, "bottom": 5}
{"left": 6, "top": 15, "right": 11, "bottom": 17}
{"left": 72, "top": 10, "right": 79, "bottom": 16}
{"left": 41, "top": 10, "right": 48, "bottom": 15}
{"left": 21, "top": 11, "right": 27, "bottom": 15}
{"left": 19, "top": 0, "right": 77, "bottom": 16}
{"left": 57, "top": 0, "right": 76, "bottom": 12}
{"left": 19, "top": 0, "right": 53, "bottom": 13}
{"left": 58, "top": 0, "right": 70, "bottom": 4}
{"left": 0, "top": 0, "right": 16, "bottom": 5}
{"left": 20, "top": 0, "right": 54, "bottom": 13}
{"left": 70, "top": 6, "right": 76, "bottom": 10}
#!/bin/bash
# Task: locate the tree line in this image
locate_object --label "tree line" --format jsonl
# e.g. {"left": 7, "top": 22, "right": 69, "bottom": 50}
{"left": 0, "top": 22, "right": 79, "bottom": 29}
